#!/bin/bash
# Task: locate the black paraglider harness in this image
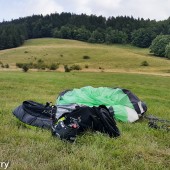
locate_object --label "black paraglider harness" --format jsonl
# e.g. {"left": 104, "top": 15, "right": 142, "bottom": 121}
{"left": 51, "top": 105, "right": 120, "bottom": 142}
{"left": 13, "top": 100, "right": 169, "bottom": 142}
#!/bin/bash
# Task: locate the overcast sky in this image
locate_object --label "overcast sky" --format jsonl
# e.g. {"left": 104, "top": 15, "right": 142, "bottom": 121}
{"left": 0, "top": 0, "right": 170, "bottom": 22}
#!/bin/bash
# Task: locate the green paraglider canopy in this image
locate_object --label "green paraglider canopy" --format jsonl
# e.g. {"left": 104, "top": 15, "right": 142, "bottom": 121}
{"left": 56, "top": 86, "right": 147, "bottom": 122}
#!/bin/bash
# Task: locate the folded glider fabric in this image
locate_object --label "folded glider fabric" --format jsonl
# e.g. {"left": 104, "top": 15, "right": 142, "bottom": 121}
{"left": 56, "top": 86, "right": 147, "bottom": 122}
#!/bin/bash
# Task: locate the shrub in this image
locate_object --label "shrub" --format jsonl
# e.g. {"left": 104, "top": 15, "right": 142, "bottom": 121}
{"left": 4, "top": 64, "right": 9, "bottom": 68}
{"left": 85, "top": 64, "right": 89, "bottom": 68}
{"left": 141, "top": 61, "right": 149, "bottom": 66}
{"left": 37, "top": 64, "right": 46, "bottom": 70}
{"left": 150, "top": 35, "right": 170, "bottom": 57}
{"left": 16, "top": 63, "right": 24, "bottom": 68}
{"left": 16, "top": 61, "right": 59, "bottom": 70}
{"left": 36, "top": 63, "right": 47, "bottom": 70}
{"left": 22, "top": 64, "right": 29, "bottom": 72}
{"left": 17, "top": 62, "right": 34, "bottom": 69}
{"left": 70, "top": 64, "right": 82, "bottom": 70}
{"left": 165, "top": 43, "right": 170, "bottom": 59}
{"left": 83, "top": 55, "right": 90, "bottom": 59}
{"left": 49, "top": 63, "right": 59, "bottom": 70}
{"left": 37, "top": 59, "right": 44, "bottom": 63}
{"left": 27, "top": 62, "right": 34, "bottom": 68}
{"left": 0, "top": 61, "right": 4, "bottom": 68}
{"left": 64, "top": 65, "right": 71, "bottom": 72}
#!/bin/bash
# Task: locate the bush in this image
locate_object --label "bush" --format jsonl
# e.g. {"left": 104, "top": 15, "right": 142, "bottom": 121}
{"left": 17, "top": 62, "right": 35, "bottom": 69}
{"left": 83, "top": 55, "right": 90, "bottom": 59}
{"left": 22, "top": 64, "right": 29, "bottom": 72}
{"left": 70, "top": 64, "right": 82, "bottom": 70}
{"left": 64, "top": 65, "right": 71, "bottom": 72}
{"left": 0, "top": 61, "right": 4, "bottom": 68}
{"left": 165, "top": 43, "right": 170, "bottom": 59}
{"left": 27, "top": 62, "right": 34, "bottom": 69}
{"left": 36, "top": 63, "right": 47, "bottom": 70}
{"left": 16, "top": 61, "right": 59, "bottom": 70}
{"left": 150, "top": 35, "right": 170, "bottom": 57}
{"left": 4, "top": 64, "right": 9, "bottom": 68}
{"left": 16, "top": 63, "right": 24, "bottom": 68}
{"left": 63, "top": 64, "right": 82, "bottom": 72}
{"left": 49, "top": 63, "right": 59, "bottom": 70}
{"left": 37, "top": 59, "right": 44, "bottom": 63}
{"left": 141, "top": 61, "right": 149, "bottom": 66}
{"left": 85, "top": 64, "right": 89, "bottom": 68}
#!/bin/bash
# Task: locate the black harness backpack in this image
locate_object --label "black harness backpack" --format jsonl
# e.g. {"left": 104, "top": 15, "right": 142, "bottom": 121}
{"left": 13, "top": 101, "right": 120, "bottom": 142}
{"left": 51, "top": 105, "right": 120, "bottom": 142}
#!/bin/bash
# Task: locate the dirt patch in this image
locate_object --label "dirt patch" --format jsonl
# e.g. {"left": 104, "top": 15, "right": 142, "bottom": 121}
{"left": 0, "top": 67, "right": 170, "bottom": 77}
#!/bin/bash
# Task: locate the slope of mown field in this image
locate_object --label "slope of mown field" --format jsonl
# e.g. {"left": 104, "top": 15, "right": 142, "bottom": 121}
{"left": 0, "top": 38, "right": 170, "bottom": 74}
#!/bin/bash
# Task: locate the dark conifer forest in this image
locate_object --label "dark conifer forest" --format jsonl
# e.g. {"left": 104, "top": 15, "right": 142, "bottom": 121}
{"left": 0, "top": 12, "right": 170, "bottom": 51}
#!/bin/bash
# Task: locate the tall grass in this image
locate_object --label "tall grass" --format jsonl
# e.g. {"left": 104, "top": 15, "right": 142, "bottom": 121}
{"left": 0, "top": 71, "right": 170, "bottom": 169}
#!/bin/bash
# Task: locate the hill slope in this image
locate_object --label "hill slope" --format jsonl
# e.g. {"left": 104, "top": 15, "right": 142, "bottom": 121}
{"left": 0, "top": 38, "right": 170, "bottom": 74}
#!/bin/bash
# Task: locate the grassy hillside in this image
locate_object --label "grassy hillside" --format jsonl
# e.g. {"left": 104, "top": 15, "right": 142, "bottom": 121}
{"left": 0, "top": 71, "right": 170, "bottom": 170}
{"left": 0, "top": 38, "right": 170, "bottom": 74}
{"left": 0, "top": 39, "right": 169, "bottom": 169}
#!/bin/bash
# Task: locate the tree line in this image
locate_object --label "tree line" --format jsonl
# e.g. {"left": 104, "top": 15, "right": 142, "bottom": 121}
{"left": 0, "top": 12, "right": 170, "bottom": 58}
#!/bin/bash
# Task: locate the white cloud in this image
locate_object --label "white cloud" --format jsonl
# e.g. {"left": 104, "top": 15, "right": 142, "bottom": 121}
{"left": 0, "top": 0, "right": 63, "bottom": 21}
{"left": 67, "top": 0, "right": 92, "bottom": 15}
{"left": 90, "top": 0, "right": 122, "bottom": 10}
{"left": 68, "top": 0, "right": 122, "bottom": 17}
{"left": 63, "top": 0, "right": 170, "bottom": 20}
{"left": 25, "top": 0, "right": 63, "bottom": 16}
{"left": 0, "top": 0, "right": 170, "bottom": 22}
{"left": 86, "top": 0, "right": 122, "bottom": 17}
{"left": 120, "top": 0, "right": 170, "bottom": 20}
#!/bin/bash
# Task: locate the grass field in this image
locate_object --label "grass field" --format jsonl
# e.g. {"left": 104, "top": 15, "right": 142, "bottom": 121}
{"left": 0, "top": 38, "right": 170, "bottom": 74}
{"left": 0, "top": 38, "right": 170, "bottom": 169}
{"left": 0, "top": 71, "right": 170, "bottom": 170}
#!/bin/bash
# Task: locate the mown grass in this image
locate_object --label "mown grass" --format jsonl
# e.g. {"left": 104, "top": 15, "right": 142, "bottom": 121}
{"left": 0, "top": 38, "right": 170, "bottom": 73}
{"left": 0, "top": 71, "right": 170, "bottom": 170}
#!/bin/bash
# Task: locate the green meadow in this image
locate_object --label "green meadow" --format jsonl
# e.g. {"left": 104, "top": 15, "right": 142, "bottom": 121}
{"left": 0, "top": 39, "right": 170, "bottom": 169}
{"left": 0, "top": 38, "right": 170, "bottom": 73}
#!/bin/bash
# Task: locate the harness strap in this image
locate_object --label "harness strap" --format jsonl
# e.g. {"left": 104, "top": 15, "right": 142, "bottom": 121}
{"left": 143, "top": 114, "right": 170, "bottom": 131}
